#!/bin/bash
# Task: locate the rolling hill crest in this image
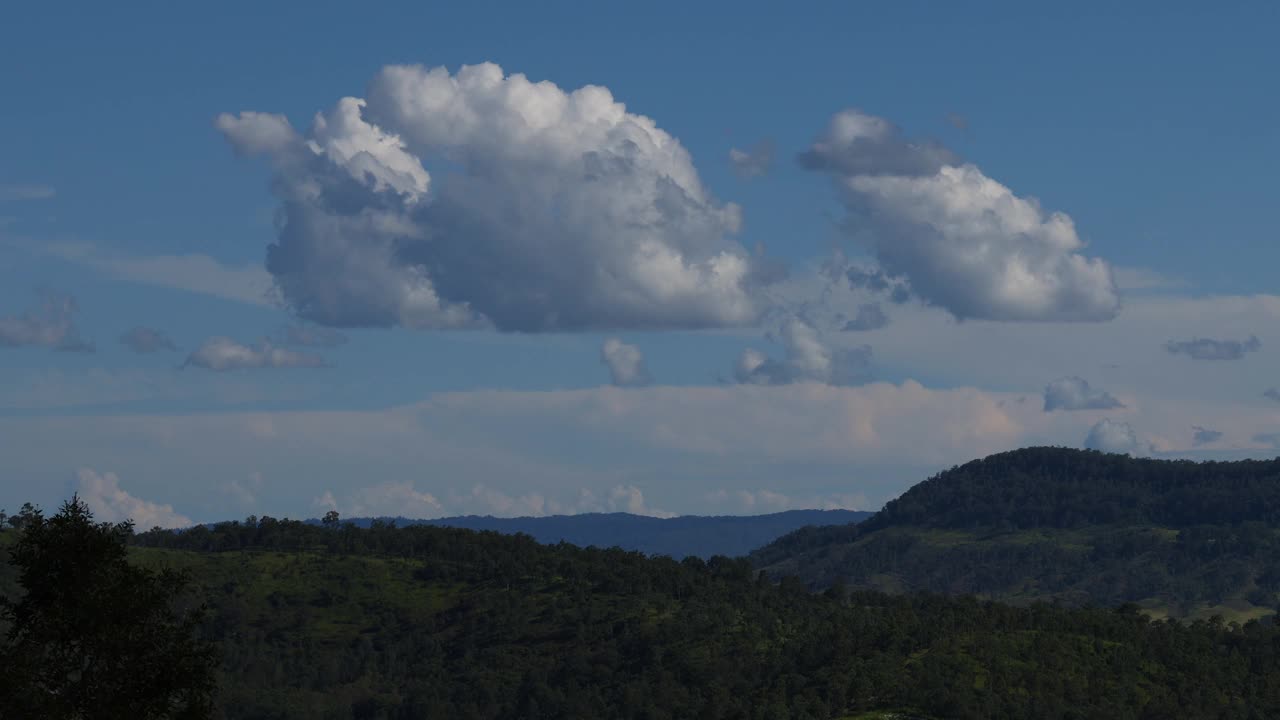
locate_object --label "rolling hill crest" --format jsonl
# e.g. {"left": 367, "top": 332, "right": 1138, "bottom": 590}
{"left": 751, "top": 447, "right": 1280, "bottom": 620}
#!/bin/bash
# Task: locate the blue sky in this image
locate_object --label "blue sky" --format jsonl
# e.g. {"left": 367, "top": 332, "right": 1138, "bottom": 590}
{"left": 1, "top": 1, "right": 1278, "bottom": 526}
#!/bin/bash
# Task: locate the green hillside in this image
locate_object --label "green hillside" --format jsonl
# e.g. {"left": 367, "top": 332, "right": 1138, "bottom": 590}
{"left": 752, "top": 447, "right": 1280, "bottom": 619}
{"left": 0, "top": 517, "right": 1267, "bottom": 718}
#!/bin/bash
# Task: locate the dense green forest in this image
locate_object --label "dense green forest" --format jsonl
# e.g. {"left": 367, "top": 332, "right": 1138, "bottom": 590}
{"left": 752, "top": 447, "right": 1280, "bottom": 620}
{"left": 8, "top": 447, "right": 1280, "bottom": 718}
{"left": 0, "top": 515, "right": 1274, "bottom": 719}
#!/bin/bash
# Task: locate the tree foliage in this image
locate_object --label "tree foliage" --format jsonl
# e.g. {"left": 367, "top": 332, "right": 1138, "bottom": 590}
{"left": 0, "top": 498, "right": 216, "bottom": 719}
{"left": 122, "top": 515, "right": 1280, "bottom": 719}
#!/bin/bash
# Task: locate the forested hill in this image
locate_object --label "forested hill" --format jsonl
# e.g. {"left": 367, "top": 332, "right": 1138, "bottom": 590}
{"left": 752, "top": 447, "right": 1280, "bottom": 620}
{"left": 98, "top": 518, "right": 1280, "bottom": 718}
{"left": 313, "top": 509, "right": 870, "bottom": 559}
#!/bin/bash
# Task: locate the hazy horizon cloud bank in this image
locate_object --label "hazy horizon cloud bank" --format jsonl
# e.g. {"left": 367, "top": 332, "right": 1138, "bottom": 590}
{"left": 6, "top": 375, "right": 1279, "bottom": 524}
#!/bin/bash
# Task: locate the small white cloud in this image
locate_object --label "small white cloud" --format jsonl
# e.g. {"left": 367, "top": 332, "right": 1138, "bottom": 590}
{"left": 216, "top": 111, "right": 300, "bottom": 157}
{"left": 76, "top": 468, "right": 192, "bottom": 529}
{"left": 314, "top": 481, "right": 444, "bottom": 518}
{"left": 183, "top": 337, "right": 324, "bottom": 371}
{"left": 600, "top": 338, "right": 652, "bottom": 387}
{"left": 0, "top": 291, "right": 93, "bottom": 352}
{"left": 452, "top": 484, "right": 546, "bottom": 517}
{"left": 1043, "top": 376, "right": 1124, "bottom": 412}
{"left": 313, "top": 490, "right": 338, "bottom": 513}
{"left": 1084, "top": 419, "right": 1145, "bottom": 455}
{"left": 606, "top": 484, "right": 675, "bottom": 518}
{"left": 735, "top": 318, "right": 870, "bottom": 386}
{"left": 222, "top": 471, "right": 264, "bottom": 507}
{"left": 728, "top": 139, "right": 774, "bottom": 179}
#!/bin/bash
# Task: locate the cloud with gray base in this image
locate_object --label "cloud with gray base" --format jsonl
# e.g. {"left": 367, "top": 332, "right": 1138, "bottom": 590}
{"left": 1084, "top": 418, "right": 1146, "bottom": 455}
{"left": 218, "top": 62, "right": 767, "bottom": 333}
{"left": 184, "top": 337, "right": 324, "bottom": 371}
{"left": 799, "top": 111, "right": 959, "bottom": 177}
{"left": 1192, "top": 426, "right": 1223, "bottom": 446}
{"left": 802, "top": 109, "right": 1119, "bottom": 322}
{"left": 735, "top": 318, "right": 870, "bottom": 386}
{"left": 1164, "top": 335, "right": 1261, "bottom": 361}
{"left": 119, "top": 326, "right": 177, "bottom": 353}
{"left": 0, "top": 291, "right": 93, "bottom": 352}
{"left": 839, "top": 262, "right": 911, "bottom": 305}
{"left": 841, "top": 303, "right": 889, "bottom": 332}
{"left": 601, "top": 338, "right": 652, "bottom": 387}
{"left": 1042, "top": 376, "right": 1124, "bottom": 412}
{"left": 1265, "top": 388, "right": 1280, "bottom": 404}
{"left": 76, "top": 468, "right": 192, "bottom": 529}
{"left": 728, "top": 140, "right": 774, "bottom": 179}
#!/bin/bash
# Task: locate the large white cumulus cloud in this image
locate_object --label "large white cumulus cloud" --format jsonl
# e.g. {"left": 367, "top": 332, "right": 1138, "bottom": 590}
{"left": 805, "top": 110, "right": 1120, "bottom": 322}
{"left": 217, "top": 63, "right": 762, "bottom": 332}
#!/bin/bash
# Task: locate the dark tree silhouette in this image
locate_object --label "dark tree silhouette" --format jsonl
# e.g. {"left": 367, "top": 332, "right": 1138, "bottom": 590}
{"left": 0, "top": 497, "right": 216, "bottom": 719}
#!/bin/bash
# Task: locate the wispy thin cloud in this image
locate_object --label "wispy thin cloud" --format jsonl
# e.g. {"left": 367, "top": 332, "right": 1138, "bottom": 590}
{"left": 1113, "top": 266, "right": 1187, "bottom": 292}
{"left": 1252, "top": 432, "right": 1280, "bottom": 449}
{"left": 0, "top": 183, "right": 56, "bottom": 201}
{"left": 119, "top": 326, "right": 177, "bottom": 354}
{"left": 31, "top": 240, "right": 276, "bottom": 308}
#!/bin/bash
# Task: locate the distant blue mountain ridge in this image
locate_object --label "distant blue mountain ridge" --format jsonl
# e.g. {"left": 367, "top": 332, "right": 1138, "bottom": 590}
{"left": 302, "top": 509, "right": 872, "bottom": 559}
